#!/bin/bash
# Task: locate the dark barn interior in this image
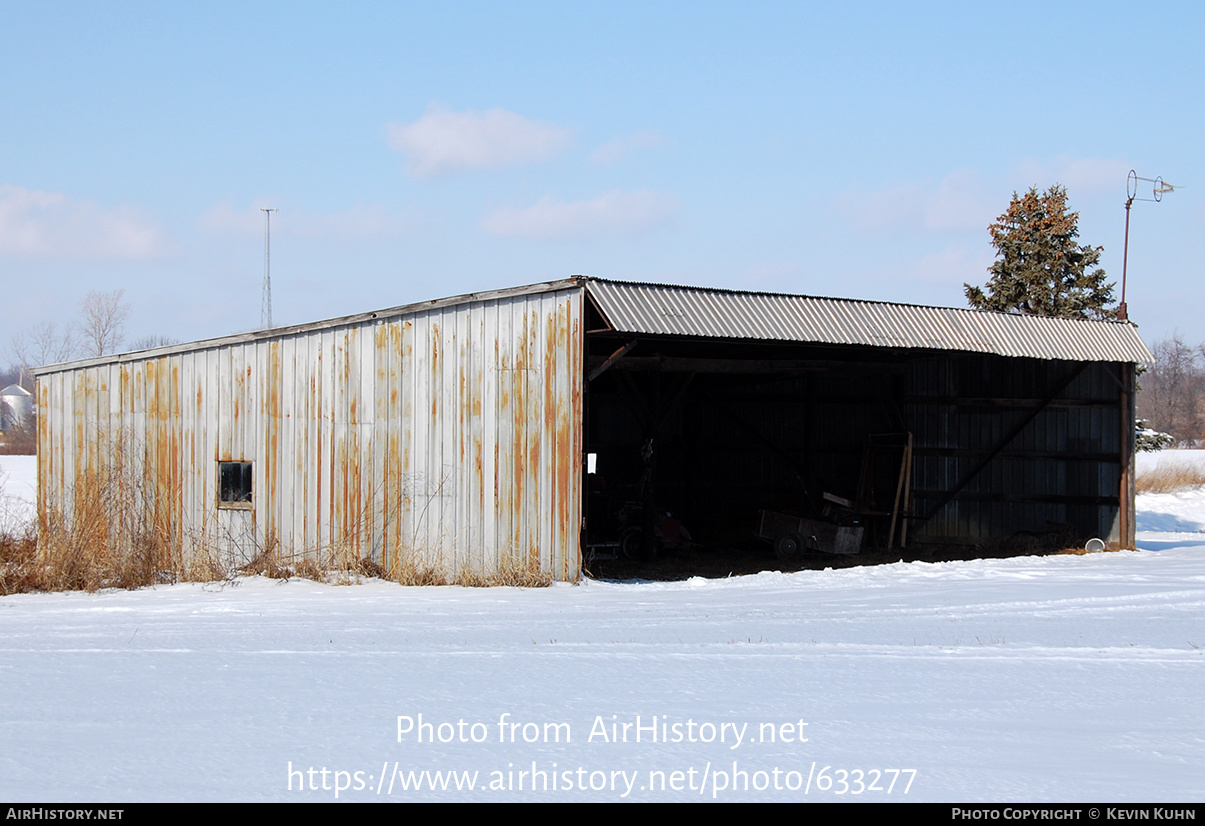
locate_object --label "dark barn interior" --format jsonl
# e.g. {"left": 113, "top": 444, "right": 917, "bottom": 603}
{"left": 579, "top": 280, "right": 1141, "bottom": 576}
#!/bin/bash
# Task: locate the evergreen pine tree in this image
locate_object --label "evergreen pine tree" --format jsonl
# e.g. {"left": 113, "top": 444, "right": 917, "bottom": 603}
{"left": 965, "top": 185, "right": 1117, "bottom": 321}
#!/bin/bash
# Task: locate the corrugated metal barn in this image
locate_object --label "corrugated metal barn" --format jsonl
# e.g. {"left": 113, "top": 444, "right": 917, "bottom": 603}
{"left": 34, "top": 277, "right": 1152, "bottom": 582}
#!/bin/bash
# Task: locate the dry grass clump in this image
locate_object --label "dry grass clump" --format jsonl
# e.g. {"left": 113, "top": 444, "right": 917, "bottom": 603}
{"left": 0, "top": 525, "right": 39, "bottom": 594}
{"left": 1, "top": 457, "right": 555, "bottom": 592}
{"left": 240, "top": 547, "right": 293, "bottom": 580}
{"left": 236, "top": 544, "right": 553, "bottom": 588}
{"left": 240, "top": 544, "right": 432, "bottom": 584}
{"left": 20, "top": 466, "right": 188, "bottom": 593}
{"left": 1053, "top": 544, "right": 1114, "bottom": 556}
{"left": 1136, "top": 462, "right": 1205, "bottom": 493}
{"left": 377, "top": 552, "right": 552, "bottom": 588}
{"left": 5, "top": 519, "right": 558, "bottom": 593}
{"left": 484, "top": 557, "right": 554, "bottom": 587}
{"left": 380, "top": 555, "right": 449, "bottom": 587}
{"left": 3, "top": 454, "right": 218, "bottom": 594}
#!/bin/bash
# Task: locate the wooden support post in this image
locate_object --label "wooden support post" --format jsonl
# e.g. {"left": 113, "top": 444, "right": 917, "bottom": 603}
{"left": 887, "top": 433, "right": 913, "bottom": 550}
{"left": 1118, "top": 362, "right": 1136, "bottom": 550}
{"left": 899, "top": 436, "right": 914, "bottom": 548}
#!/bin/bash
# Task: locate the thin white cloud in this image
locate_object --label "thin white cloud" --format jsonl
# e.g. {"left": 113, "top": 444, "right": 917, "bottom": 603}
{"left": 590, "top": 131, "right": 665, "bottom": 165}
{"left": 200, "top": 203, "right": 421, "bottom": 239}
{"left": 906, "top": 244, "right": 996, "bottom": 285}
{"left": 840, "top": 159, "right": 1125, "bottom": 235}
{"left": 288, "top": 204, "right": 422, "bottom": 239}
{"left": 387, "top": 105, "right": 572, "bottom": 179}
{"left": 200, "top": 203, "right": 264, "bottom": 235}
{"left": 838, "top": 183, "right": 924, "bottom": 231}
{"left": 734, "top": 261, "right": 805, "bottom": 291}
{"left": 925, "top": 170, "right": 996, "bottom": 231}
{"left": 839, "top": 170, "right": 994, "bottom": 233}
{"left": 482, "top": 190, "right": 679, "bottom": 240}
{"left": 0, "top": 185, "right": 162, "bottom": 259}
{"left": 1013, "top": 156, "right": 1130, "bottom": 196}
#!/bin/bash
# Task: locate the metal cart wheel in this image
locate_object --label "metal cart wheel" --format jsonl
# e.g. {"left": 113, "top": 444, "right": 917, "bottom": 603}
{"left": 774, "top": 532, "right": 804, "bottom": 560}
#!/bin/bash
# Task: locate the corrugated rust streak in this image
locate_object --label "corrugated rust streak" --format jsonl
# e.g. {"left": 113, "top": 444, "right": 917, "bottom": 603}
{"left": 171, "top": 360, "right": 182, "bottom": 551}
{"left": 374, "top": 322, "right": 387, "bottom": 561}
{"left": 570, "top": 305, "right": 583, "bottom": 580}
{"left": 495, "top": 310, "right": 509, "bottom": 559}
{"left": 458, "top": 317, "right": 466, "bottom": 466}
{"left": 300, "top": 340, "right": 312, "bottom": 549}
{"left": 387, "top": 321, "right": 403, "bottom": 562}
{"left": 400, "top": 321, "right": 412, "bottom": 560}
{"left": 456, "top": 309, "right": 468, "bottom": 563}
{"left": 352, "top": 325, "right": 364, "bottom": 556}
{"left": 337, "top": 329, "right": 349, "bottom": 552}
{"left": 557, "top": 300, "right": 580, "bottom": 580}
{"left": 72, "top": 370, "right": 85, "bottom": 489}
{"left": 259, "top": 341, "right": 276, "bottom": 548}
{"left": 528, "top": 307, "right": 542, "bottom": 566}
{"left": 430, "top": 321, "right": 440, "bottom": 422}
{"left": 316, "top": 334, "right": 325, "bottom": 553}
{"left": 473, "top": 308, "right": 484, "bottom": 565}
{"left": 511, "top": 305, "right": 527, "bottom": 561}
{"left": 232, "top": 357, "right": 243, "bottom": 437}
{"left": 548, "top": 307, "right": 567, "bottom": 574}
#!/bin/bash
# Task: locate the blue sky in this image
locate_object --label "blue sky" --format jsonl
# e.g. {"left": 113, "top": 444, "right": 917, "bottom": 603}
{"left": 2, "top": 2, "right": 1202, "bottom": 355}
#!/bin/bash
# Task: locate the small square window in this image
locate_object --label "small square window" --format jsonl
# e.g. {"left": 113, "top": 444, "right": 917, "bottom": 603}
{"left": 218, "top": 462, "right": 253, "bottom": 505}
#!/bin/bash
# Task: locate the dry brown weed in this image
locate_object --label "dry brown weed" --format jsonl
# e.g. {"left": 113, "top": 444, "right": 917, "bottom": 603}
{"left": 1136, "top": 461, "right": 1205, "bottom": 494}
{"left": 4, "top": 455, "right": 556, "bottom": 592}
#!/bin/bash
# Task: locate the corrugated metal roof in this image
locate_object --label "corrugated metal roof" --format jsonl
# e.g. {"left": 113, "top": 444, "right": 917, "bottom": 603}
{"left": 585, "top": 279, "right": 1153, "bottom": 363}
{"left": 31, "top": 276, "right": 1153, "bottom": 376}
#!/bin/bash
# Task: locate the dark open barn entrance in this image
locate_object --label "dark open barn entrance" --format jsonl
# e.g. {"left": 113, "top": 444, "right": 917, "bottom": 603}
{"left": 579, "top": 280, "right": 1140, "bottom": 579}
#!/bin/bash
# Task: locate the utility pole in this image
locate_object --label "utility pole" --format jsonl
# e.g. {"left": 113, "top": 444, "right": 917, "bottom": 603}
{"left": 260, "top": 208, "right": 278, "bottom": 329}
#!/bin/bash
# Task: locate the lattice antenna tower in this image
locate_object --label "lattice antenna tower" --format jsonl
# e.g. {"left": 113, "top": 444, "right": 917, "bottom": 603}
{"left": 260, "top": 208, "right": 278, "bottom": 329}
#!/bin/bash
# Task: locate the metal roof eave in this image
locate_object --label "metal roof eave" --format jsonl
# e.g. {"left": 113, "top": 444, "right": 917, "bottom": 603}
{"left": 32, "top": 278, "right": 584, "bottom": 376}
{"left": 583, "top": 278, "right": 1153, "bottom": 364}
{"left": 31, "top": 275, "right": 1153, "bottom": 377}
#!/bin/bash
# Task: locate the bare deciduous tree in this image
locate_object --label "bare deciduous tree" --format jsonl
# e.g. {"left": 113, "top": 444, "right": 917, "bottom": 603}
{"left": 9, "top": 320, "right": 78, "bottom": 387}
{"left": 77, "top": 289, "right": 130, "bottom": 358}
{"left": 1137, "top": 334, "right": 1205, "bottom": 446}
{"left": 129, "top": 334, "right": 179, "bottom": 351}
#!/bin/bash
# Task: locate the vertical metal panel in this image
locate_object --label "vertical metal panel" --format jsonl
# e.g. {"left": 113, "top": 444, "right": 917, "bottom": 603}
{"left": 907, "top": 356, "right": 1123, "bottom": 542}
{"left": 35, "top": 284, "right": 585, "bottom": 581}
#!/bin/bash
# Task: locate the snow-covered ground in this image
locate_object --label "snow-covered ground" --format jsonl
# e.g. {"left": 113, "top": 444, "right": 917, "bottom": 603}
{"left": 0, "top": 453, "right": 36, "bottom": 534}
{"left": 1136, "top": 447, "right": 1205, "bottom": 474}
{"left": 1, "top": 453, "right": 1203, "bottom": 802}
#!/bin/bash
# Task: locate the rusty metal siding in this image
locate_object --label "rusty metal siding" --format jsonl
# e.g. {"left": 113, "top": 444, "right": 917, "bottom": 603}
{"left": 35, "top": 285, "right": 584, "bottom": 581}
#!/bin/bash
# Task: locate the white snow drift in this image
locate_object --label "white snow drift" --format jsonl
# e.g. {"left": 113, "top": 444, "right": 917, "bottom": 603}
{"left": 1, "top": 454, "right": 1202, "bottom": 802}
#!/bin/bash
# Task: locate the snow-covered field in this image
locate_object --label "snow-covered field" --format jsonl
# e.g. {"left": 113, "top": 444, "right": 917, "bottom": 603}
{"left": 0, "top": 453, "right": 36, "bottom": 534}
{"left": 1, "top": 453, "right": 1203, "bottom": 802}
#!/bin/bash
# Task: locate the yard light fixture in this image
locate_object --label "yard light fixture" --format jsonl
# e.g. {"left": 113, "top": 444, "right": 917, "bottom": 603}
{"left": 1119, "top": 170, "right": 1177, "bottom": 322}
